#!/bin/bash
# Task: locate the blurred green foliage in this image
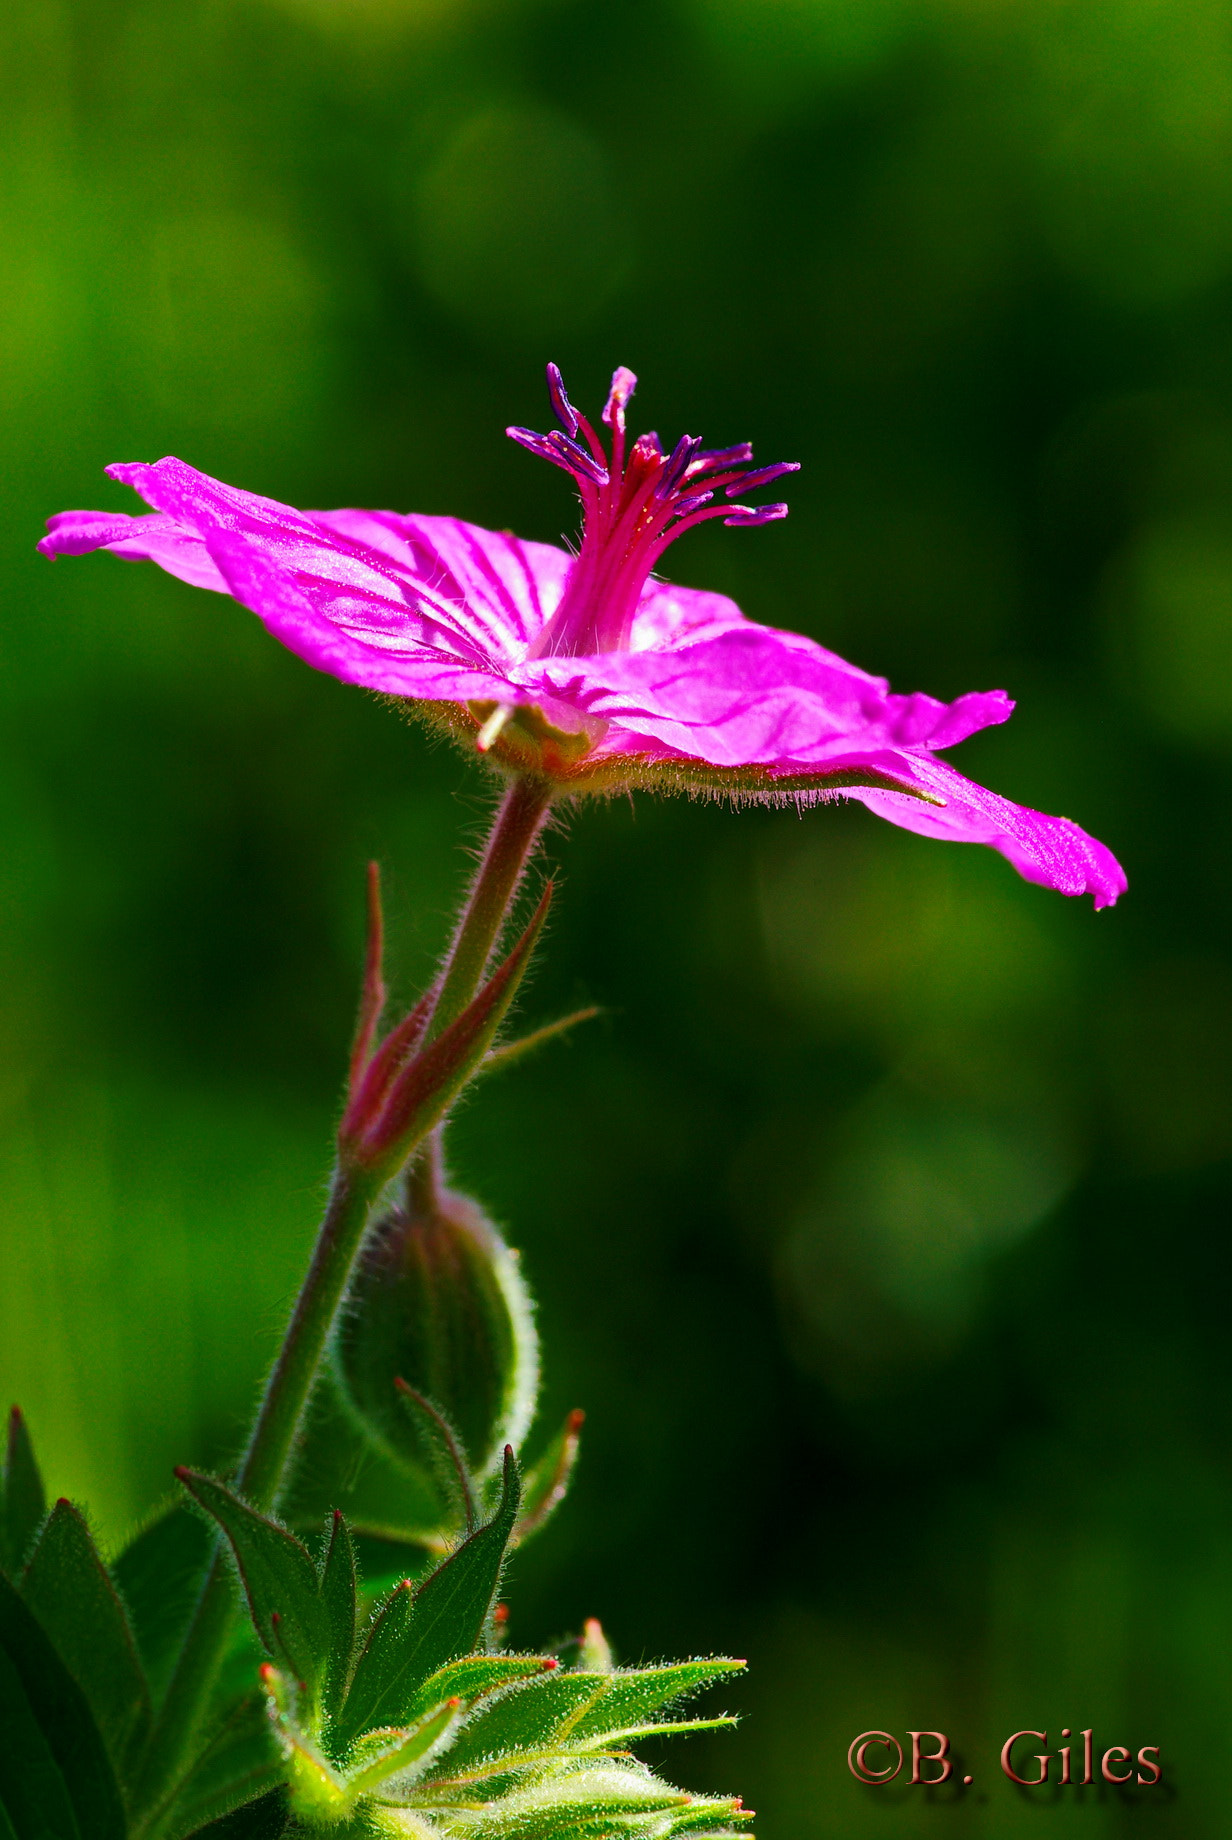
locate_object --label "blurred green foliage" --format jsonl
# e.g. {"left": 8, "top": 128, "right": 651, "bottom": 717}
{"left": 2, "top": 0, "right": 1231, "bottom": 1831}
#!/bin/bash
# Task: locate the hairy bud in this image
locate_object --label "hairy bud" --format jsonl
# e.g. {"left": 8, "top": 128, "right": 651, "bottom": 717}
{"left": 335, "top": 1146, "right": 539, "bottom": 1484}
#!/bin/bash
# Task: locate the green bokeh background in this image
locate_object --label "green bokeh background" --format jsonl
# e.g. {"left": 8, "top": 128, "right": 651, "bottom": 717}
{"left": 3, "top": 0, "right": 1231, "bottom": 1831}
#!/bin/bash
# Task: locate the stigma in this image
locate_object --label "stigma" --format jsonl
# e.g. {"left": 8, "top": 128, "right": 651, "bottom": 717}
{"left": 507, "top": 364, "right": 798, "bottom": 658}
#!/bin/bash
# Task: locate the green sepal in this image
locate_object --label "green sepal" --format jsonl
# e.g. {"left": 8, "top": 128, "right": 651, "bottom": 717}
{"left": 280, "top": 1376, "right": 448, "bottom": 1552}
{"left": 112, "top": 1502, "right": 215, "bottom": 1703}
{"left": 176, "top": 1471, "right": 329, "bottom": 1699}
{"left": 514, "top": 1410, "right": 583, "bottom": 1546}
{"left": 157, "top": 1695, "right": 281, "bottom": 1840}
{"left": 0, "top": 1410, "right": 45, "bottom": 1578}
{"left": 0, "top": 1569, "right": 126, "bottom": 1840}
{"left": 320, "top": 1513, "right": 358, "bottom": 1727}
{"left": 394, "top": 1383, "right": 480, "bottom": 1536}
{"left": 335, "top": 1182, "right": 539, "bottom": 1486}
{"left": 21, "top": 1497, "right": 152, "bottom": 1777}
{"left": 335, "top": 1448, "right": 521, "bottom": 1749}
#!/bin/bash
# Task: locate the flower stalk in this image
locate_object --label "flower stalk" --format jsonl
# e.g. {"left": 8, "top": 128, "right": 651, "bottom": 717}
{"left": 134, "top": 773, "right": 553, "bottom": 1833}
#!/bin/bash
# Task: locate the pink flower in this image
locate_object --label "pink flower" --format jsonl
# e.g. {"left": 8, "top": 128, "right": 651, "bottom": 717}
{"left": 40, "top": 364, "right": 1124, "bottom": 906}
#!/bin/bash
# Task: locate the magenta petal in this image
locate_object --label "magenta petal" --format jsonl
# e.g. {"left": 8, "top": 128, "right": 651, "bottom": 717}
{"left": 853, "top": 752, "right": 1127, "bottom": 908}
{"left": 48, "top": 458, "right": 582, "bottom": 706}
{"left": 39, "top": 509, "right": 231, "bottom": 594}
{"left": 199, "top": 528, "right": 521, "bottom": 703}
{"left": 520, "top": 625, "right": 1013, "bottom": 768}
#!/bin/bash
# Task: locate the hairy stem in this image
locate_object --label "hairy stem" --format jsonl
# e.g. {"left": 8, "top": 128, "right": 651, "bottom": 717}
{"left": 425, "top": 775, "right": 553, "bottom": 1041}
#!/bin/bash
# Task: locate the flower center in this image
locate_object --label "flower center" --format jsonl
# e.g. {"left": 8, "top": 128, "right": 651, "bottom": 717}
{"left": 508, "top": 365, "right": 798, "bottom": 659}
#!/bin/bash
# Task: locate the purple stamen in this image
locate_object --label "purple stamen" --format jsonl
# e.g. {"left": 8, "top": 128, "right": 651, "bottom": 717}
{"left": 506, "top": 426, "right": 559, "bottom": 461}
{"left": 654, "top": 435, "right": 702, "bottom": 501}
{"left": 723, "top": 502, "right": 789, "bottom": 527}
{"left": 507, "top": 425, "right": 609, "bottom": 488}
{"left": 545, "top": 431, "right": 610, "bottom": 487}
{"left": 673, "top": 489, "right": 715, "bottom": 514}
{"left": 726, "top": 461, "right": 800, "bottom": 497}
{"left": 546, "top": 362, "right": 580, "bottom": 438}
{"left": 688, "top": 443, "right": 755, "bottom": 478}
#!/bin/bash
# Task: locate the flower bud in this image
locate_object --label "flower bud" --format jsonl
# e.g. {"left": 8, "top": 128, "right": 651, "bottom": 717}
{"left": 334, "top": 1149, "right": 538, "bottom": 1484}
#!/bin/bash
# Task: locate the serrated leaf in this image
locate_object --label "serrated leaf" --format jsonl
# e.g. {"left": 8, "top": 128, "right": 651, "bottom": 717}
{"left": 177, "top": 1472, "right": 328, "bottom": 1696}
{"left": 0, "top": 1410, "right": 45, "bottom": 1578}
{"left": 184, "top": 1788, "right": 288, "bottom": 1840}
{"left": 400, "top": 1655, "right": 558, "bottom": 1728}
{"left": 112, "top": 1501, "right": 215, "bottom": 1702}
{"left": 158, "top": 1695, "right": 282, "bottom": 1840}
{"left": 568, "top": 1662, "right": 744, "bottom": 1741}
{"left": 320, "top": 1512, "right": 358, "bottom": 1726}
{"left": 336, "top": 1448, "right": 521, "bottom": 1749}
{"left": 22, "top": 1498, "right": 152, "bottom": 1776}
{"left": 0, "top": 1569, "right": 126, "bottom": 1840}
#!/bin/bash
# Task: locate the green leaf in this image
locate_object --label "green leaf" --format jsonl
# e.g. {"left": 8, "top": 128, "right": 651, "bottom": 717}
{"left": 399, "top": 1654, "right": 557, "bottom": 1728}
{"left": 568, "top": 1661, "right": 745, "bottom": 1741}
{"left": 336, "top": 1448, "right": 520, "bottom": 1748}
{"left": 183, "top": 1788, "right": 287, "bottom": 1840}
{"left": 0, "top": 1640, "right": 82, "bottom": 1840}
{"left": 332, "top": 1577, "right": 413, "bottom": 1748}
{"left": 176, "top": 1472, "right": 328, "bottom": 1697}
{"left": 112, "top": 1502, "right": 214, "bottom": 1702}
{"left": 0, "top": 1569, "right": 125, "bottom": 1840}
{"left": 424, "top": 1764, "right": 691, "bottom": 1840}
{"left": 319, "top": 1513, "right": 357, "bottom": 1726}
{"left": 0, "top": 1410, "right": 45, "bottom": 1578}
{"left": 158, "top": 1695, "right": 281, "bottom": 1840}
{"left": 346, "top": 1699, "right": 461, "bottom": 1795}
{"left": 259, "top": 1673, "right": 350, "bottom": 1827}
{"left": 393, "top": 1445, "right": 521, "bottom": 1688}
{"left": 21, "top": 1498, "right": 152, "bottom": 1776}
{"left": 438, "top": 1670, "right": 610, "bottom": 1776}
